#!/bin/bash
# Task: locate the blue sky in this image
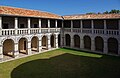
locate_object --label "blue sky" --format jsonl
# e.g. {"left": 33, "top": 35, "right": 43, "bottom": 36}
{"left": 0, "top": 0, "right": 120, "bottom": 15}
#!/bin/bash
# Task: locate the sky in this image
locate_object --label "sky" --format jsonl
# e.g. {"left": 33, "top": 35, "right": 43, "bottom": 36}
{"left": 0, "top": 0, "right": 120, "bottom": 15}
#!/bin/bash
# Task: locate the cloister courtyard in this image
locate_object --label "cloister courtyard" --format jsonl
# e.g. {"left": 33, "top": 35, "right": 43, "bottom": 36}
{"left": 0, "top": 48, "right": 120, "bottom": 78}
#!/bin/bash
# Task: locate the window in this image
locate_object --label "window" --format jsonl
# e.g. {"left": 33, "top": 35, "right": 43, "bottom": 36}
{"left": 34, "top": 24, "right": 38, "bottom": 28}
{"left": 3, "top": 23, "right": 9, "bottom": 29}
{"left": 20, "top": 24, "right": 25, "bottom": 28}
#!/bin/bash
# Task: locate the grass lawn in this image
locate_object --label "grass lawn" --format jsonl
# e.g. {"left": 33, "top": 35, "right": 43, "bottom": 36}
{"left": 0, "top": 48, "right": 120, "bottom": 78}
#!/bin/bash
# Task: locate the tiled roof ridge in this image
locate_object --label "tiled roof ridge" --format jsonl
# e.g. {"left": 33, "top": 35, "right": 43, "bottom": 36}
{"left": 63, "top": 13, "right": 120, "bottom": 16}
{"left": 0, "top": 6, "right": 62, "bottom": 19}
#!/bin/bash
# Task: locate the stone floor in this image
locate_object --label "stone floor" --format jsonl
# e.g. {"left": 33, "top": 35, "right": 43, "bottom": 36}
{"left": 0, "top": 48, "right": 56, "bottom": 63}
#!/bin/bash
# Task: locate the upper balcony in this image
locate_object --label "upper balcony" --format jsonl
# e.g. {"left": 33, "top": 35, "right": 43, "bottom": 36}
{"left": 0, "top": 16, "right": 62, "bottom": 36}
{"left": 63, "top": 19, "right": 120, "bottom": 36}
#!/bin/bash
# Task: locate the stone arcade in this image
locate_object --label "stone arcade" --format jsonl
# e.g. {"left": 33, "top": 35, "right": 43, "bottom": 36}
{"left": 0, "top": 6, "right": 120, "bottom": 62}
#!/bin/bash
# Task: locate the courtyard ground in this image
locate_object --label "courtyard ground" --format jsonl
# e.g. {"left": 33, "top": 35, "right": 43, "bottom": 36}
{"left": 0, "top": 48, "right": 120, "bottom": 78}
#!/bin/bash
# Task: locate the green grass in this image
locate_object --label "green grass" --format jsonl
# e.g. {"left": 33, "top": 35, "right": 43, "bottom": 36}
{"left": 0, "top": 48, "right": 120, "bottom": 78}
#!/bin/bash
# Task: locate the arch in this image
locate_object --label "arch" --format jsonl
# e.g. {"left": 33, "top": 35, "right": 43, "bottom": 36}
{"left": 50, "top": 34, "right": 55, "bottom": 48}
{"left": 18, "top": 38, "right": 28, "bottom": 54}
{"left": 65, "top": 34, "right": 71, "bottom": 47}
{"left": 84, "top": 35, "right": 91, "bottom": 50}
{"left": 95, "top": 36, "right": 104, "bottom": 52}
{"left": 74, "top": 35, "right": 80, "bottom": 48}
{"left": 3, "top": 39, "right": 14, "bottom": 57}
{"left": 108, "top": 38, "right": 118, "bottom": 54}
{"left": 42, "top": 35, "right": 48, "bottom": 49}
{"left": 31, "top": 36, "right": 39, "bottom": 52}
{"left": 58, "top": 34, "right": 61, "bottom": 47}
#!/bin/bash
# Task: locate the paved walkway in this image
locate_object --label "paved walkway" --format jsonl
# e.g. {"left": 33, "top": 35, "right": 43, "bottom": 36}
{"left": 0, "top": 48, "right": 57, "bottom": 63}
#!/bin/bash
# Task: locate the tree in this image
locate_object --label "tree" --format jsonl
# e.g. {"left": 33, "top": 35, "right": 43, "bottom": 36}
{"left": 86, "top": 12, "right": 96, "bottom": 14}
{"left": 103, "top": 11, "right": 109, "bottom": 14}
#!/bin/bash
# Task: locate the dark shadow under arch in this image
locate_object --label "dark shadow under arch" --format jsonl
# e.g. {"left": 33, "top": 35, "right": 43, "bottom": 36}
{"left": 84, "top": 36, "right": 91, "bottom": 50}
{"left": 95, "top": 36, "right": 104, "bottom": 52}
{"left": 74, "top": 35, "right": 80, "bottom": 48}
{"left": 65, "top": 34, "right": 71, "bottom": 47}
{"left": 108, "top": 38, "right": 118, "bottom": 54}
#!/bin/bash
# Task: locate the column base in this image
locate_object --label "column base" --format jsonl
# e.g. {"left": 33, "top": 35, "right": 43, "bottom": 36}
{"left": 28, "top": 49, "right": 31, "bottom": 55}
{"left": 14, "top": 51, "right": 19, "bottom": 58}
{"left": 0, "top": 54, "right": 3, "bottom": 59}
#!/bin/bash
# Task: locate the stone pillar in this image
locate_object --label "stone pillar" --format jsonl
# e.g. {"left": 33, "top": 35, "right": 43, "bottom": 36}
{"left": 47, "top": 34, "right": 51, "bottom": 49}
{"left": 48, "top": 19, "right": 50, "bottom": 33}
{"left": 80, "top": 20, "right": 83, "bottom": 33}
{"left": 0, "top": 17, "right": 2, "bottom": 35}
{"left": 55, "top": 20, "right": 58, "bottom": 32}
{"left": 71, "top": 35, "right": 74, "bottom": 48}
{"left": 104, "top": 20, "right": 107, "bottom": 35}
{"left": 91, "top": 20, "right": 94, "bottom": 34}
{"left": 80, "top": 37, "right": 84, "bottom": 49}
{"left": 55, "top": 34, "right": 58, "bottom": 48}
{"left": 14, "top": 42, "right": 19, "bottom": 58}
{"left": 118, "top": 41, "right": 120, "bottom": 55}
{"left": 0, "top": 44, "right": 3, "bottom": 60}
{"left": 39, "top": 19, "right": 41, "bottom": 33}
{"left": 91, "top": 38, "right": 95, "bottom": 51}
{"left": 71, "top": 20, "right": 73, "bottom": 32}
{"left": 39, "top": 37, "right": 42, "bottom": 52}
{"left": 27, "top": 41, "right": 31, "bottom": 55}
{"left": 118, "top": 20, "right": 120, "bottom": 55}
{"left": 103, "top": 39, "right": 108, "bottom": 54}
{"left": 15, "top": 17, "right": 18, "bottom": 35}
{"left": 61, "top": 20, "right": 64, "bottom": 47}
{"left": 28, "top": 18, "right": 31, "bottom": 34}
{"left": 119, "top": 20, "right": 120, "bottom": 36}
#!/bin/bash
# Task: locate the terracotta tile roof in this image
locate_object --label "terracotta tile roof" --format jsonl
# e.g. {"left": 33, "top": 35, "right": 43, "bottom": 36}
{"left": 63, "top": 14, "right": 120, "bottom": 20}
{"left": 0, "top": 6, "right": 62, "bottom": 19}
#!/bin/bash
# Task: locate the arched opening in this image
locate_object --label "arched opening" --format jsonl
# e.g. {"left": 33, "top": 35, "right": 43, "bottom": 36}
{"left": 3, "top": 39, "right": 14, "bottom": 57}
{"left": 18, "top": 38, "right": 28, "bottom": 54}
{"left": 42, "top": 36, "right": 48, "bottom": 49}
{"left": 58, "top": 34, "right": 61, "bottom": 47}
{"left": 108, "top": 38, "right": 118, "bottom": 54}
{"left": 74, "top": 35, "right": 80, "bottom": 48}
{"left": 50, "top": 34, "right": 55, "bottom": 48}
{"left": 95, "top": 36, "right": 104, "bottom": 52}
{"left": 65, "top": 34, "right": 71, "bottom": 47}
{"left": 31, "top": 36, "right": 39, "bottom": 52}
{"left": 84, "top": 36, "right": 91, "bottom": 50}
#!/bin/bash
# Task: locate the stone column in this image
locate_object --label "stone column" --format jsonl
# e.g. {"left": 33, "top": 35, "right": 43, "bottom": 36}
{"left": 71, "top": 35, "right": 74, "bottom": 48}
{"left": 14, "top": 42, "right": 19, "bottom": 58}
{"left": 39, "top": 37, "right": 42, "bottom": 52}
{"left": 91, "top": 20, "right": 94, "bottom": 34}
{"left": 80, "top": 37, "right": 84, "bottom": 49}
{"left": 71, "top": 20, "right": 73, "bottom": 32}
{"left": 48, "top": 19, "right": 50, "bottom": 33}
{"left": 80, "top": 20, "right": 83, "bottom": 33}
{"left": 118, "top": 41, "right": 120, "bottom": 55}
{"left": 28, "top": 18, "right": 31, "bottom": 34}
{"left": 118, "top": 20, "right": 120, "bottom": 55}
{"left": 91, "top": 37, "right": 95, "bottom": 51}
{"left": 61, "top": 20, "right": 64, "bottom": 47}
{"left": 0, "top": 44, "right": 3, "bottom": 60}
{"left": 103, "top": 39, "right": 108, "bottom": 54}
{"left": 55, "top": 34, "right": 58, "bottom": 48}
{"left": 47, "top": 34, "right": 51, "bottom": 49}
{"left": 55, "top": 20, "right": 58, "bottom": 32}
{"left": 39, "top": 19, "right": 41, "bottom": 33}
{"left": 27, "top": 41, "right": 31, "bottom": 55}
{"left": 15, "top": 17, "right": 18, "bottom": 35}
{"left": 0, "top": 17, "right": 2, "bottom": 35}
{"left": 104, "top": 20, "right": 107, "bottom": 35}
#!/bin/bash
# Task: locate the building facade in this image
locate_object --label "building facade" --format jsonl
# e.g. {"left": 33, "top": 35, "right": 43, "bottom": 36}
{"left": 0, "top": 6, "right": 120, "bottom": 62}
